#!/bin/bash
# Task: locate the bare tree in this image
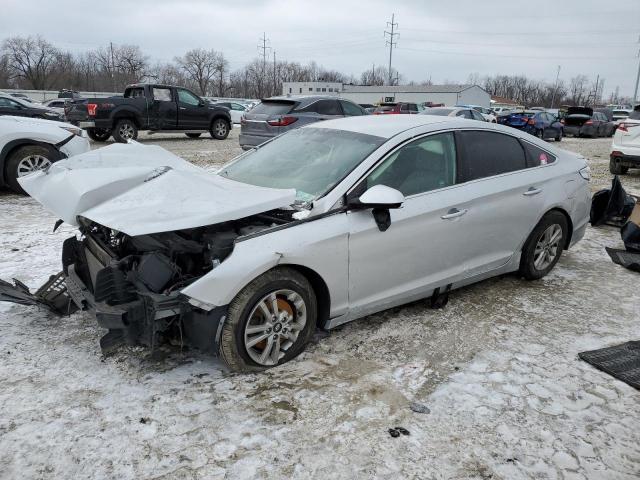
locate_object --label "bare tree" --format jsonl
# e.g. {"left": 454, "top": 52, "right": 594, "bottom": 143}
{"left": 176, "top": 48, "right": 223, "bottom": 95}
{"left": 2, "top": 35, "right": 61, "bottom": 89}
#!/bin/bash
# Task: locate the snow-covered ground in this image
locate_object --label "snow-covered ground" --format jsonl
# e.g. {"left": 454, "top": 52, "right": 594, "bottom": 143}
{"left": 1, "top": 133, "right": 639, "bottom": 479}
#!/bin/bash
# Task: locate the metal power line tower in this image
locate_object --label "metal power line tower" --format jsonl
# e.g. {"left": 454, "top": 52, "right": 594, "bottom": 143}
{"left": 633, "top": 35, "right": 640, "bottom": 105}
{"left": 258, "top": 32, "right": 271, "bottom": 95}
{"left": 385, "top": 14, "right": 398, "bottom": 86}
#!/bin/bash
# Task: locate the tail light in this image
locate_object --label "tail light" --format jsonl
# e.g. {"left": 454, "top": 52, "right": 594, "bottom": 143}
{"left": 87, "top": 103, "right": 98, "bottom": 116}
{"left": 584, "top": 120, "right": 593, "bottom": 125}
{"left": 267, "top": 116, "right": 298, "bottom": 127}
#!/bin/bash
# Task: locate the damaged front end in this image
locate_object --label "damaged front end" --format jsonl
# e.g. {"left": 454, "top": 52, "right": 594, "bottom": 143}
{"left": 65, "top": 212, "right": 294, "bottom": 354}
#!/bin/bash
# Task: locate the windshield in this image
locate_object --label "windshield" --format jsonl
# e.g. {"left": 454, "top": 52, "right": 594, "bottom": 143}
{"left": 220, "top": 128, "right": 385, "bottom": 202}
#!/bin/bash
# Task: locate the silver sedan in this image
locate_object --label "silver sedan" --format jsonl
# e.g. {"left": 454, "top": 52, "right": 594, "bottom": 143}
{"left": 11, "top": 115, "right": 591, "bottom": 372}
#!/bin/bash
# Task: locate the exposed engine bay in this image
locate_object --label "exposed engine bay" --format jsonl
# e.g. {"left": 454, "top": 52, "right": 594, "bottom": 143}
{"left": 58, "top": 209, "right": 294, "bottom": 354}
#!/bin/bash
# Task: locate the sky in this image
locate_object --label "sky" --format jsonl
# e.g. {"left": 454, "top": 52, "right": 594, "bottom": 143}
{"left": 1, "top": 0, "right": 639, "bottom": 97}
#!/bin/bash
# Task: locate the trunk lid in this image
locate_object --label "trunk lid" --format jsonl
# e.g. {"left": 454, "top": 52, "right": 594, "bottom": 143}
{"left": 242, "top": 99, "right": 297, "bottom": 136}
{"left": 18, "top": 143, "right": 297, "bottom": 236}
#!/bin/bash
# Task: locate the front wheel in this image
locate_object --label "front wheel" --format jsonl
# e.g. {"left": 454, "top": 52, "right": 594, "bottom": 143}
{"left": 112, "top": 119, "right": 138, "bottom": 143}
{"left": 210, "top": 118, "right": 230, "bottom": 140}
{"left": 219, "top": 267, "right": 317, "bottom": 372}
{"left": 5, "top": 145, "right": 53, "bottom": 194}
{"left": 519, "top": 212, "right": 568, "bottom": 280}
{"left": 87, "top": 128, "right": 111, "bottom": 142}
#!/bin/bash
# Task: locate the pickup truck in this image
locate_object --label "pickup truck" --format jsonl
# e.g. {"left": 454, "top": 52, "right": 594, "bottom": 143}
{"left": 65, "top": 83, "right": 232, "bottom": 143}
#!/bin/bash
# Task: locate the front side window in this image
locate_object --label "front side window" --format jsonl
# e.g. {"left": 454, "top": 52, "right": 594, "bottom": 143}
{"left": 315, "top": 100, "right": 342, "bottom": 115}
{"left": 0, "top": 98, "right": 20, "bottom": 109}
{"left": 220, "top": 128, "right": 385, "bottom": 202}
{"left": 457, "top": 131, "right": 526, "bottom": 182}
{"left": 177, "top": 89, "right": 200, "bottom": 106}
{"left": 365, "top": 132, "right": 457, "bottom": 197}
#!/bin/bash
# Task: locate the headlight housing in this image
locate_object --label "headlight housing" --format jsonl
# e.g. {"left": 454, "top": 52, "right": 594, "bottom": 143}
{"left": 60, "top": 126, "right": 83, "bottom": 137}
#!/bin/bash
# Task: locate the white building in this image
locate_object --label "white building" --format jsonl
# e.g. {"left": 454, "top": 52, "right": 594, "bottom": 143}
{"left": 281, "top": 82, "right": 490, "bottom": 107}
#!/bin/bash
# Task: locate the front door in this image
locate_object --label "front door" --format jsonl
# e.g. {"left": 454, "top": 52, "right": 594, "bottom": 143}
{"left": 176, "top": 88, "right": 209, "bottom": 130}
{"left": 347, "top": 132, "right": 467, "bottom": 316}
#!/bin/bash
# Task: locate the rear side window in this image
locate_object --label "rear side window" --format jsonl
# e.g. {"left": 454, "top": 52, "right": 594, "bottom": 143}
{"left": 315, "top": 100, "right": 342, "bottom": 115}
{"left": 252, "top": 101, "right": 295, "bottom": 115}
{"left": 457, "top": 131, "right": 527, "bottom": 182}
{"left": 522, "top": 142, "right": 556, "bottom": 167}
{"left": 153, "top": 88, "right": 172, "bottom": 102}
{"left": 340, "top": 100, "right": 364, "bottom": 116}
{"left": 125, "top": 87, "right": 145, "bottom": 98}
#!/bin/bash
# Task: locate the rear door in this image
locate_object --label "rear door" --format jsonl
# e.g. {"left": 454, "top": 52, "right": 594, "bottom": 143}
{"left": 452, "top": 130, "right": 547, "bottom": 277}
{"left": 176, "top": 88, "right": 208, "bottom": 130}
{"left": 340, "top": 100, "right": 367, "bottom": 117}
{"left": 150, "top": 86, "right": 177, "bottom": 130}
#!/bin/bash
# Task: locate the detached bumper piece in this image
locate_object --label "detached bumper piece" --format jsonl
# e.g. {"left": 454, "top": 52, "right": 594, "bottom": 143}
{"left": 0, "top": 272, "right": 78, "bottom": 315}
{"left": 579, "top": 341, "right": 640, "bottom": 390}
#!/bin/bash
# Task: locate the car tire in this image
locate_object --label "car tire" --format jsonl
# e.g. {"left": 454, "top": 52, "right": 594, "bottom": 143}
{"left": 87, "top": 128, "right": 111, "bottom": 142}
{"left": 5, "top": 145, "right": 53, "bottom": 195}
{"left": 219, "top": 267, "right": 317, "bottom": 373}
{"left": 610, "top": 157, "right": 628, "bottom": 175}
{"left": 555, "top": 130, "right": 562, "bottom": 142}
{"left": 112, "top": 119, "right": 138, "bottom": 143}
{"left": 210, "top": 118, "right": 230, "bottom": 140}
{"left": 536, "top": 129, "right": 544, "bottom": 139}
{"left": 519, "top": 211, "right": 568, "bottom": 280}
{"left": 185, "top": 133, "right": 202, "bottom": 138}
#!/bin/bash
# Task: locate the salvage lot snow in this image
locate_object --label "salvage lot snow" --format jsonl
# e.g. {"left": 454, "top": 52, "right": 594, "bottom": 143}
{"left": 1, "top": 131, "right": 639, "bottom": 479}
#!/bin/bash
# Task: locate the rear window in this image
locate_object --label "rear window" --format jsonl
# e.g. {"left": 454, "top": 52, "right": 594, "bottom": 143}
{"left": 613, "top": 110, "right": 630, "bottom": 117}
{"left": 458, "top": 131, "right": 527, "bottom": 182}
{"left": 521, "top": 141, "right": 557, "bottom": 167}
{"left": 251, "top": 101, "right": 294, "bottom": 115}
{"left": 423, "top": 108, "right": 453, "bottom": 116}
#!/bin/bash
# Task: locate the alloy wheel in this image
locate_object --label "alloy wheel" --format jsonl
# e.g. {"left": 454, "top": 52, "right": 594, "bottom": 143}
{"left": 119, "top": 123, "right": 135, "bottom": 139}
{"left": 17, "top": 154, "right": 51, "bottom": 177}
{"left": 533, "top": 224, "right": 563, "bottom": 270}
{"left": 243, "top": 289, "right": 307, "bottom": 366}
{"left": 215, "top": 121, "right": 227, "bottom": 137}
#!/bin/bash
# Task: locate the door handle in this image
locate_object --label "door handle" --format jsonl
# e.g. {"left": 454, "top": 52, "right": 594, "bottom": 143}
{"left": 523, "top": 187, "right": 542, "bottom": 196}
{"left": 441, "top": 208, "right": 468, "bottom": 220}
{"left": 179, "top": 107, "right": 186, "bottom": 110}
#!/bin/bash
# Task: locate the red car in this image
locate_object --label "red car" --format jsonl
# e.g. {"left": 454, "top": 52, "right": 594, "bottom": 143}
{"left": 373, "top": 102, "right": 419, "bottom": 115}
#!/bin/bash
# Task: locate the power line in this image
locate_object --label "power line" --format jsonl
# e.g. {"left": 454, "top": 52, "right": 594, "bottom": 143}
{"left": 385, "top": 13, "right": 398, "bottom": 86}
{"left": 400, "top": 26, "right": 638, "bottom": 36}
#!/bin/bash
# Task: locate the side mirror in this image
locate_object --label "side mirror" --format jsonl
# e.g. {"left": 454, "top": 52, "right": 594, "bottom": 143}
{"left": 349, "top": 185, "right": 404, "bottom": 232}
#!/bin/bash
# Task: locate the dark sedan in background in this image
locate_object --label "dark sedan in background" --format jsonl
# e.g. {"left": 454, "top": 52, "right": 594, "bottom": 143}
{"left": 0, "top": 93, "right": 64, "bottom": 121}
{"left": 239, "top": 95, "right": 369, "bottom": 149}
{"left": 562, "top": 107, "right": 614, "bottom": 138}
{"left": 498, "top": 110, "right": 563, "bottom": 141}
{"left": 421, "top": 106, "right": 486, "bottom": 122}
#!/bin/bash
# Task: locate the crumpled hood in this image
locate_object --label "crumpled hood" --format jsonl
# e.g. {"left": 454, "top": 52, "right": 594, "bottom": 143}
{"left": 19, "top": 142, "right": 296, "bottom": 236}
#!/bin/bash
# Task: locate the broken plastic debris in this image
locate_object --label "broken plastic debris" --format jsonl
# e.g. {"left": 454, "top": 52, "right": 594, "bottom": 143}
{"left": 409, "top": 402, "right": 431, "bottom": 414}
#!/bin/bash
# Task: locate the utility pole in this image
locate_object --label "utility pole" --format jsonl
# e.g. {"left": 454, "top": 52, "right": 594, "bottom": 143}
{"left": 257, "top": 33, "right": 271, "bottom": 97}
{"left": 550, "top": 65, "right": 561, "bottom": 109}
{"left": 371, "top": 63, "right": 375, "bottom": 85}
{"left": 633, "top": 36, "right": 640, "bottom": 105}
{"left": 273, "top": 50, "right": 277, "bottom": 96}
{"left": 110, "top": 41, "right": 116, "bottom": 92}
{"left": 384, "top": 14, "right": 398, "bottom": 86}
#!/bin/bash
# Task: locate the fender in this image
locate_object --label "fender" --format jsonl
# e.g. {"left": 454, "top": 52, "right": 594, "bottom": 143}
{"left": 0, "top": 139, "right": 63, "bottom": 186}
{"left": 180, "top": 212, "right": 350, "bottom": 318}
{"left": 109, "top": 105, "right": 145, "bottom": 128}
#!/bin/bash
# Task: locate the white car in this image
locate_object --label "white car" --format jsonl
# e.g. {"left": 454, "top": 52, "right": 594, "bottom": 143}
{"left": 4, "top": 115, "right": 591, "bottom": 372}
{"left": 0, "top": 116, "right": 90, "bottom": 194}
{"left": 215, "top": 101, "right": 250, "bottom": 124}
{"left": 610, "top": 109, "right": 640, "bottom": 174}
{"left": 41, "top": 98, "right": 73, "bottom": 116}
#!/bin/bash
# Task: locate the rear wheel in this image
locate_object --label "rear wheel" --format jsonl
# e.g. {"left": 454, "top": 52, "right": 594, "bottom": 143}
{"left": 555, "top": 130, "right": 562, "bottom": 142}
{"left": 519, "top": 211, "right": 568, "bottom": 280}
{"left": 112, "top": 119, "right": 138, "bottom": 143}
{"left": 219, "top": 267, "right": 317, "bottom": 372}
{"left": 210, "top": 118, "right": 230, "bottom": 140}
{"left": 610, "top": 157, "right": 629, "bottom": 175}
{"left": 185, "top": 133, "right": 202, "bottom": 138}
{"left": 5, "top": 145, "right": 53, "bottom": 194}
{"left": 87, "top": 128, "right": 111, "bottom": 142}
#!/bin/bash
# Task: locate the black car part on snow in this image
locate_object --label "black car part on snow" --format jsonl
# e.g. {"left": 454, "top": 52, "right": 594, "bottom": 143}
{"left": 579, "top": 341, "right": 640, "bottom": 390}
{"left": 590, "top": 176, "right": 636, "bottom": 227}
